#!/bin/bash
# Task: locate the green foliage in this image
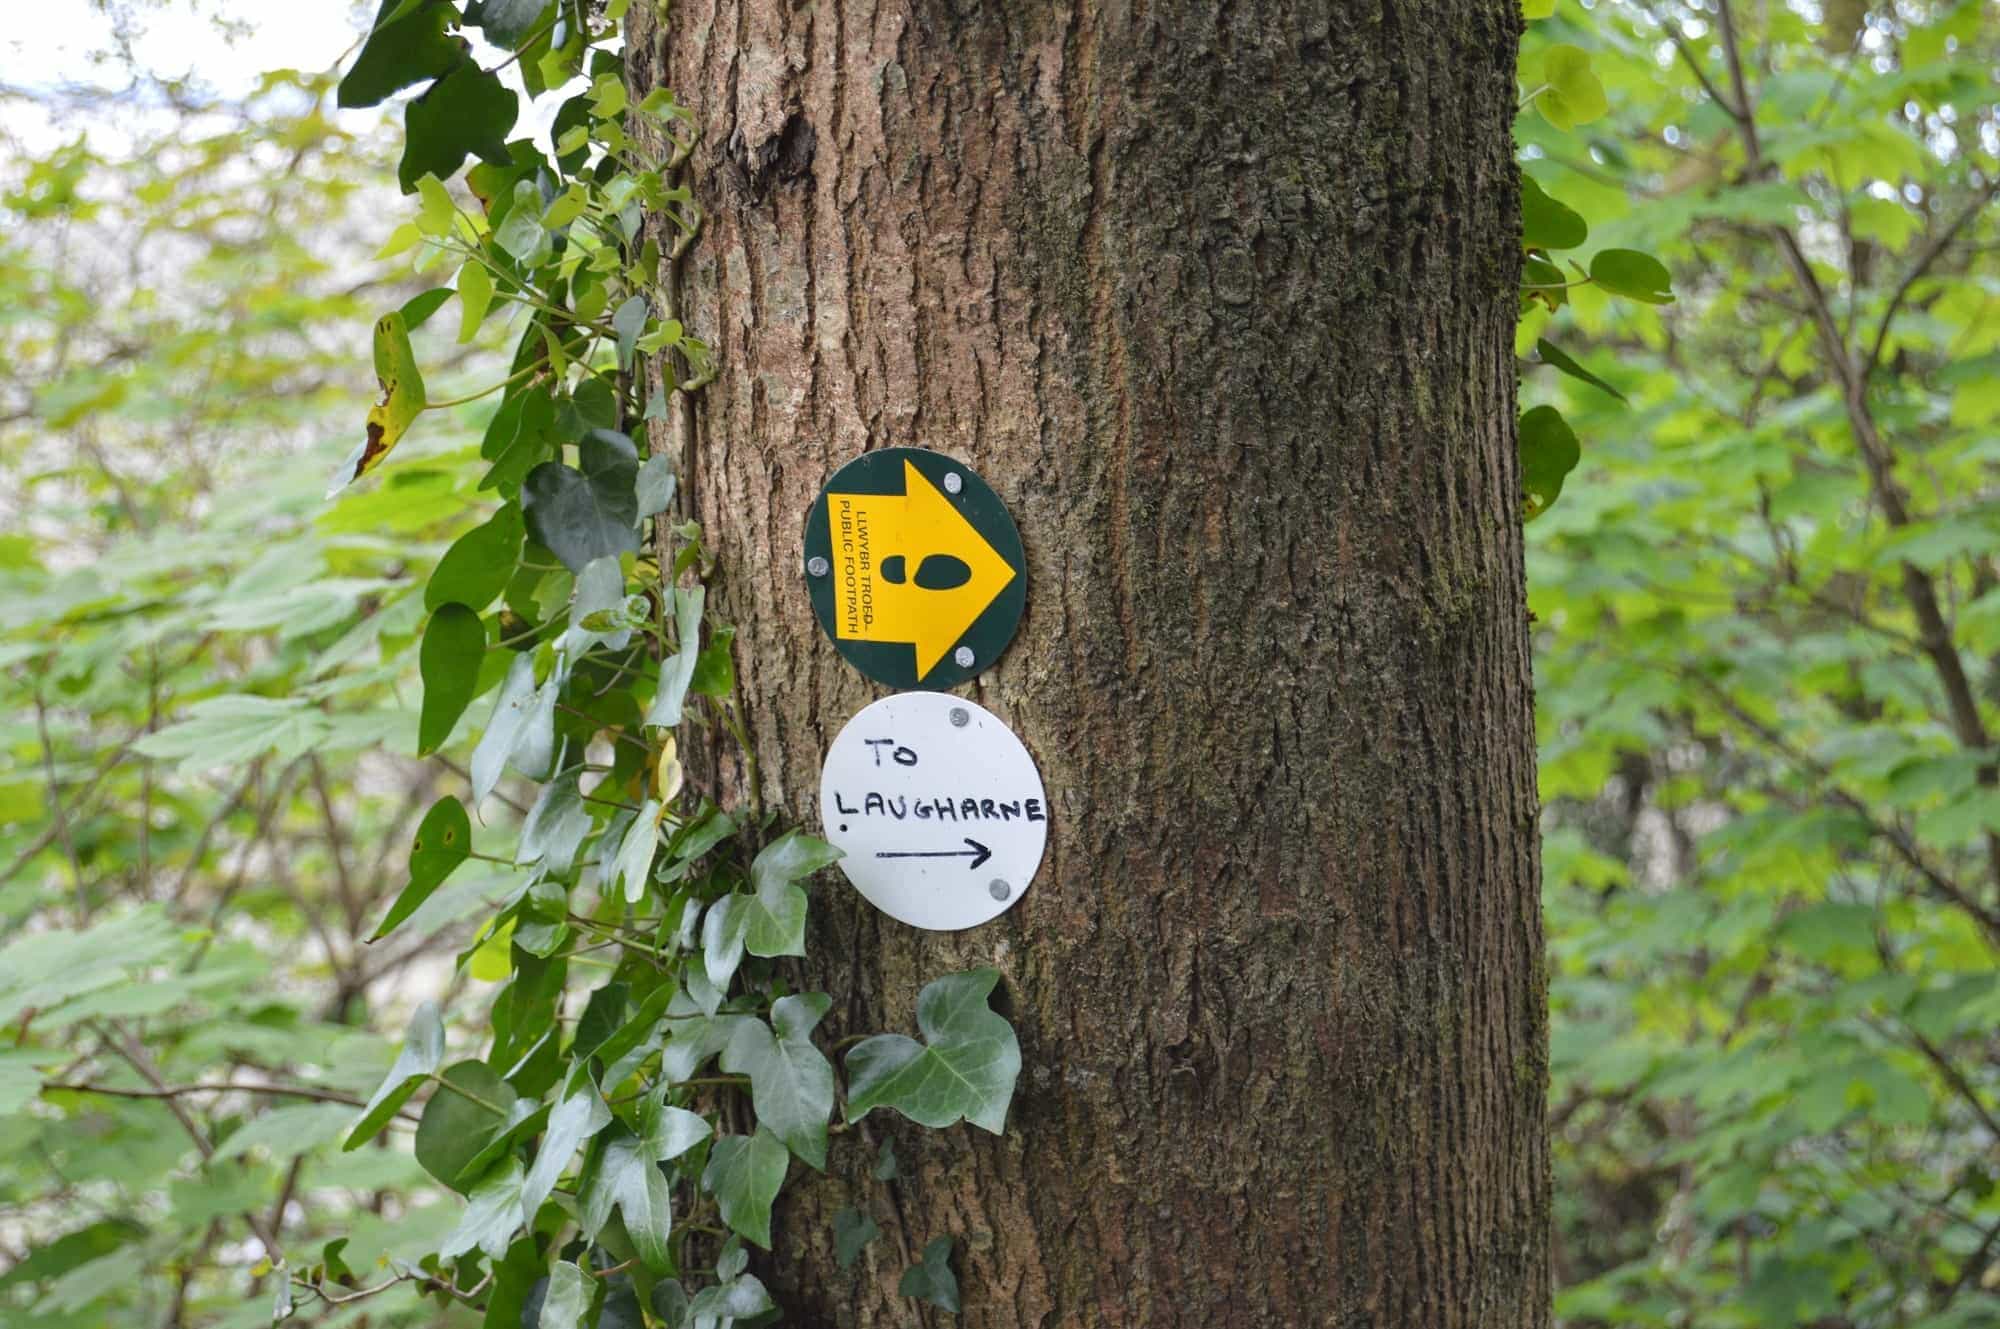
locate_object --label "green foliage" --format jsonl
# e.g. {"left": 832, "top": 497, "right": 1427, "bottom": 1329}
{"left": 319, "top": 0, "right": 1020, "bottom": 1317}
{"left": 0, "top": 50, "right": 495, "bottom": 1324}
{"left": 845, "top": 968, "right": 1022, "bottom": 1135}
{"left": 1527, "top": 2, "right": 2000, "bottom": 1325}
{"left": 1514, "top": 17, "right": 1675, "bottom": 521}
{"left": 898, "top": 1236, "right": 960, "bottom": 1313}
{"left": 1, "top": 5, "right": 1016, "bottom": 1325}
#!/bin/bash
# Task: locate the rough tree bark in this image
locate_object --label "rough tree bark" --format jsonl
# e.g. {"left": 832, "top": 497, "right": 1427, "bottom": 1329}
{"left": 629, "top": 2, "right": 1546, "bottom": 1325}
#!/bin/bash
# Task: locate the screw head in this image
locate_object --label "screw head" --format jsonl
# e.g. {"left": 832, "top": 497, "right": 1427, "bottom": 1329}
{"left": 943, "top": 472, "right": 964, "bottom": 495}
{"left": 988, "top": 878, "right": 1011, "bottom": 901}
{"left": 949, "top": 707, "right": 970, "bottom": 728}
{"left": 806, "top": 556, "right": 830, "bottom": 577}
{"left": 953, "top": 646, "right": 975, "bottom": 669}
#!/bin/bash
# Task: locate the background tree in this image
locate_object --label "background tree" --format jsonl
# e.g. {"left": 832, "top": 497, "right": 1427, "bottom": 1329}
{"left": 1525, "top": 2, "right": 2000, "bottom": 1324}
{"left": 0, "top": 47, "right": 501, "bottom": 1328}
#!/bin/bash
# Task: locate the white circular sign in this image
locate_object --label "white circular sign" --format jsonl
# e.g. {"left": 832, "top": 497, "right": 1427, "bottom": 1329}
{"left": 818, "top": 692, "right": 1047, "bottom": 931}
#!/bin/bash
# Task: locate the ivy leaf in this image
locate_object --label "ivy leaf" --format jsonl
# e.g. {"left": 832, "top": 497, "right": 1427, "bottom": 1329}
{"left": 640, "top": 1095, "right": 712, "bottom": 1162}
{"left": 573, "top": 982, "right": 629, "bottom": 1061}
{"left": 1590, "top": 248, "right": 1676, "bottom": 304}
{"left": 427, "top": 502, "right": 525, "bottom": 613}
{"left": 587, "top": 986, "right": 676, "bottom": 1087}
{"left": 1534, "top": 339, "right": 1627, "bottom": 404}
{"left": 481, "top": 385, "right": 558, "bottom": 495}
{"left": 521, "top": 1070, "right": 612, "bottom": 1221}
{"left": 418, "top": 604, "right": 487, "bottom": 755}
{"left": 686, "top": 1274, "right": 775, "bottom": 1325}
{"left": 1520, "top": 404, "right": 1582, "bottom": 522}
{"left": 899, "top": 1236, "right": 960, "bottom": 1312}
{"left": 635, "top": 454, "right": 676, "bottom": 519}
{"left": 458, "top": 1098, "right": 548, "bottom": 1186}
{"left": 471, "top": 653, "right": 557, "bottom": 805}
{"left": 740, "top": 892, "right": 808, "bottom": 964}
{"left": 344, "top": 1002, "right": 445, "bottom": 1148}
{"left": 873, "top": 1138, "right": 898, "bottom": 1181}
{"left": 579, "top": 1128, "right": 674, "bottom": 1272}
{"left": 701, "top": 1127, "right": 788, "bottom": 1249}
{"left": 844, "top": 968, "right": 1020, "bottom": 1135}
{"left": 416, "top": 1060, "right": 520, "bottom": 1192}
{"left": 1539, "top": 44, "right": 1608, "bottom": 131}
{"left": 751, "top": 829, "right": 842, "bottom": 897}
{"left": 522, "top": 429, "right": 641, "bottom": 574}
{"left": 337, "top": 0, "right": 464, "bottom": 108}
{"left": 1521, "top": 175, "right": 1587, "bottom": 251}
{"left": 700, "top": 894, "right": 751, "bottom": 989}
{"left": 370, "top": 796, "right": 471, "bottom": 940}
{"left": 644, "top": 586, "right": 703, "bottom": 729}
{"left": 398, "top": 62, "right": 519, "bottom": 195}
{"left": 569, "top": 379, "right": 620, "bottom": 431}
{"left": 690, "top": 626, "right": 735, "bottom": 699}
{"left": 458, "top": 260, "right": 494, "bottom": 343}
{"left": 537, "top": 1259, "right": 591, "bottom": 1329}
{"left": 1522, "top": 0, "right": 1556, "bottom": 15}
{"left": 614, "top": 800, "right": 663, "bottom": 904}
{"left": 562, "top": 556, "right": 634, "bottom": 656}
{"left": 518, "top": 771, "right": 592, "bottom": 876}
{"left": 613, "top": 296, "right": 647, "bottom": 371}
{"left": 834, "top": 1207, "right": 881, "bottom": 1270}
{"left": 482, "top": 1236, "right": 547, "bottom": 1329}
{"left": 495, "top": 180, "right": 551, "bottom": 265}
{"left": 717, "top": 831, "right": 841, "bottom": 962}
{"left": 466, "top": 0, "right": 553, "bottom": 48}
{"left": 329, "top": 312, "right": 426, "bottom": 496}
{"left": 737, "top": 830, "right": 840, "bottom": 959}
{"left": 721, "top": 995, "right": 835, "bottom": 1169}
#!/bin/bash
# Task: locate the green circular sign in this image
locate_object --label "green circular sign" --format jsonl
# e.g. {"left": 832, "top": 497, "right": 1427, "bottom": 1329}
{"left": 802, "top": 448, "right": 1027, "bottom": 691}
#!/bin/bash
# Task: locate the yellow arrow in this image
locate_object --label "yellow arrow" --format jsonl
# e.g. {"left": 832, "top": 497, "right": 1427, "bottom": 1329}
{"left": 824, "top": 460, "right": 1016, "bottom": 678}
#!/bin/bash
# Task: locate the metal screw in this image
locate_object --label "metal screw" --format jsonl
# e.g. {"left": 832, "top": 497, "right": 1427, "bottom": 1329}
{"left": 988, "top": 879, "right": 1011, "bottom": 901}
{"left": 953, "top": 646, "right": 975, "bottom": 668}
{"left": 949, "top": 707, "right": 969, "bottom": 728}
{"left": 943, "top": 472, "right": 963, "bottom": 495}
{"left": 806, "top": 556, "right": 830, "bottom": 577}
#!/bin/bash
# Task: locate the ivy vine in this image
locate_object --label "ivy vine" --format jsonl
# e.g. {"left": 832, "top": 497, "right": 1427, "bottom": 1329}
{"left": 309, "top": 2, "right": 1018, "bottom": 1323}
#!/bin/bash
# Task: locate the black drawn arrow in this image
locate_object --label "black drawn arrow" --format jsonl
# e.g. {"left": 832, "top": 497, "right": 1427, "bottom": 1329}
{"left": 875, "top": 837, "right": 992, "bottom": 870}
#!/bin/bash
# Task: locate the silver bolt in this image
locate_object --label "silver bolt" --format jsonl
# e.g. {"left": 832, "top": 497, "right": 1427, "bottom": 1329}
{"left": 949, "top": 707, "right": 969, "bottom": 728}
{"left": 806, "top": 556, "right": 830, "bottom": 577}
{"left": 953, "top": 646, "right": 975, "bottom": 669}
{"left": 942, "top": 472, "right": 963, "bottom": 495}
{"left": 988, "top": 878, "right": 1010, "bottom": 901}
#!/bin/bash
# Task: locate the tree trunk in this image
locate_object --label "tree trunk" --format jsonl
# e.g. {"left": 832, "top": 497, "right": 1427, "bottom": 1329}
{"left": 629, "top": 2, "right": 1547, "bottom": 1325}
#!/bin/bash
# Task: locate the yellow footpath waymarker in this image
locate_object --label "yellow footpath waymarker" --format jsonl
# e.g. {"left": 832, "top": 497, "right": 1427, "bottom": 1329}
{"left": 824, "top": 460, "right": 1017, "bottom": 680}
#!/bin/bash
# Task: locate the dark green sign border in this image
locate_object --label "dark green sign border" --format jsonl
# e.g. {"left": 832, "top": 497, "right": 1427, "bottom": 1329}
{"left": 802, "top": 447, "right": 1027, "bottom": 691}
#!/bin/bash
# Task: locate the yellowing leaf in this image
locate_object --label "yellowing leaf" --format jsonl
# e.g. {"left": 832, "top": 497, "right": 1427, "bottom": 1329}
{"left": 1523, "top": 0, "right": 1555, "bottom": 16}
{"left": 414, "top": 173, "right": 456, "bottom": 237}
{"left": 375, "top": 222, "right": 423, "bottom": 260}
{"left": 457, "top": 261, "right": 494, "bottom": 344}
{"left": 1539, "top": 45, "right": 1608, "bottom": 131}
{"left": 469, "top": 918, "right": 515, "bottom": 981}
{"left": 656, "top": 736, "right": 685, "bottom": 803}
{"left": 328, "top": 311, "right": 427, "bottom": 497}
